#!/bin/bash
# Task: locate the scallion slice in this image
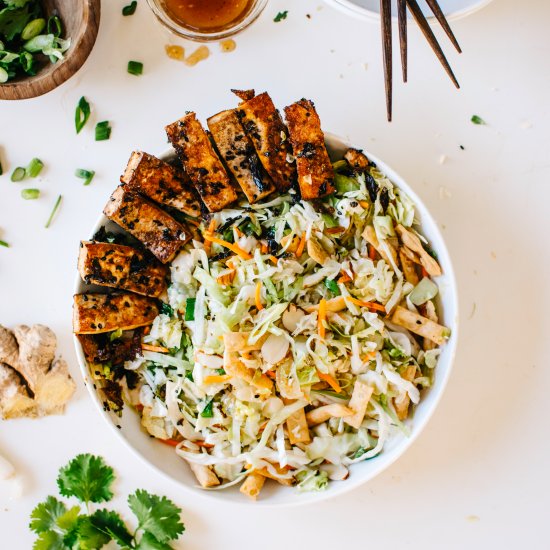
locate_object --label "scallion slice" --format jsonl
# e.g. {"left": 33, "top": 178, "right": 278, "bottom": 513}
{"left": 47, "top": 15, "right": 62, "bottom": 37}
{"left": 324, "top": 278, "right": 340, "bottom": 295}
{"left": 11, "top": 167, "right": 26, "bottom": 182}
{"left": 0, "top": 240, "right": 9, "bottom": 248}
{"left": 127, "top": 60, "right": 143, "bottom": 76}
{"left": 26, "top": 157, "right": 43, "bottom": 178}
{"left": 122, "top": 1, "right": 137, "bottom": 16}
{"left": 45, "top": 195, "right": 62, "bottom": 228}
{"left": 95, "top": 121, "right": 112, "bottom": 141}
{"left": 75, "top": 168, "right": 95, "bottom": 185}
{"left": 75, "top": 96, "right": 91, "bottom": 134}
{"left": 21, "top": 188, "right": 40, "bottom": 200}
{"left": 184, "top": 298, "right": 196, "bottom": 321}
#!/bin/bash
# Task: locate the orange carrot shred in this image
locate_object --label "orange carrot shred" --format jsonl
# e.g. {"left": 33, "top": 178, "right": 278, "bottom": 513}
{"left": 338, "top": 270, "right": 352, "bottom": 284}
{"left": 255, "top": 281, "right": 264, "bottom": 310}
{"left": 295, "top": 232, "right": 307, "bottom": 258}
{"left": 160, "top": 438, "right": 182, "bottom": 447}
{"left": 347, "top": 296, "right": 386, "bottom": 313}
{"left": 142, "top": 343, "right": 170, "bottom": 353}
{"left": 421, "top": 266, "right": 430, "bottom": 278}
{"left": 203, "top": 374, "right": 231, "bottom": 384}
{"left": 317, "top": 369, "right": 342, "bottom": 393}
{"left": 318, "top": 298, "right": 327, "bottom": 338}
{"left": 203, "top": 234, "right": 252, "bottom": 260}
{"left": 368, "top": 245, "right": 377, "bottom": 260}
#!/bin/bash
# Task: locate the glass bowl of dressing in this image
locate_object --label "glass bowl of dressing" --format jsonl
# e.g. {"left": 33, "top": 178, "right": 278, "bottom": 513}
{"left": 147, "top": 0, "right": 268, "bottom": 41}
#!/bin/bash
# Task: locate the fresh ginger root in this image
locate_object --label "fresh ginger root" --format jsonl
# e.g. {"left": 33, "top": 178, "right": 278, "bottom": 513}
{"left": 0, "top": 324, "right": 75, "bottom": 419}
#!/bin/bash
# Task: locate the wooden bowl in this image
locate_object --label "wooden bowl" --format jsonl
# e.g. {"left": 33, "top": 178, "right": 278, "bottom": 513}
{"left": 0, "top": 0, "right": 100, "bottom": 101}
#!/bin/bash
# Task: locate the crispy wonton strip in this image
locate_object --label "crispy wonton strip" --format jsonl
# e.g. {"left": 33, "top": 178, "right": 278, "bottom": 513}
{"left": 395, "top": 224, "right": 442, "bottom": 277}
{"left": 344, "top": 381, "right": 374, "bottom": 429}
{"left": 283, "top": 398, "right": 311, "bottom": 444}
{"left": 399, "top": 248, "right": 420, "bottom": 285}
{"left": 422, "top": 300, "right": 438, "bottom": 351}
{"left": 187, "top": 461, "right": 220, "bottom": 488}
{"left": 240, "top": 472, "right": 266, "bottom": 500}
{"left": 305, "top": 404, "right": 354, "bottom": 426}
{"left": 391, "top": 306, "right": 450, "bottom": 345}
{"left": 394, "top": 365, "right": 417, "bottom": 421}
{"left": 362, "top": 225, "right": 398, "bottom": 266}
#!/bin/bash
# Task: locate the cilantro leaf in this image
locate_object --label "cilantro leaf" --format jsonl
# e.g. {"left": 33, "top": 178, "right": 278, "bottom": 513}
{"left": 128, "top": 490, "right": 185, "bottom": 543}
{"left": 471, "top": 114, "right": 486, "bottom": 125}
{"left": 30, "top": 496, "right": 67, "bottom": 534}
{"left": 0, "top": 4, "right": 33, "bottom": 40}
{"left": 32, "top": 530, "right": 67, "bottom": 550}
{"left": 57, "top": 454, "right": 115, "bottom": 504}
{"left": 89, "top": 509, "right": 133, "bottom": 548}
{"left": 274, "top": 10, "right": 288, "bottom": 22}
{"left": 136, "top": 532, "right": 174, "bottom": 550}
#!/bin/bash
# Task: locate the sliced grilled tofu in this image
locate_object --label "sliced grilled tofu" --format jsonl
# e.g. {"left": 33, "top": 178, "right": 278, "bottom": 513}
{"left": 207, "top": 109, "right": 275, "bottom": 203}
{"left": 165, "top": 113, "right": 237, "bottom": 212}
{"left": 73, "top": 293, "right": 159, "bottom": 334}
{"left": 78, "top": 241, "right": 167, "bottom": 297}
{"left": 121, "top": 151, "right": 202, "bottom": 218}
{"left": 344, "top": 148, "right": 371, "bottom": 171}
{"left": 284, "top": 99, "right": 335, "bottom": 200}
{"left": 236, "top": 92, "right": 296, "bottom": 192}
{"left": 103, "top": 185, "right": 189, "bottom": 264}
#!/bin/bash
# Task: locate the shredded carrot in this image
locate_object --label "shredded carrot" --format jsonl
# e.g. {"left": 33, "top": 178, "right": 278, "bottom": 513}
{"left": 255, "top": 280, "right": 264, "bottom": 310}
{"left": 216, "top": 271, "right": 235, "bottom": 285}
{"left": 203, "top": 218, "right": 217, "bottom": 255}
{"left": 195, "top": 440, "right": 214, "bottom": 449}
{"left": 260, "top": 242, "right": 268, "bottom": 254}
{"left": 203, "top": 374, "right": 231, "bottom": 384}
{"left": 265, "top": 370, "right": 276, "bottom": 379}
{"left": 143, "top": 326, "right": 151, "bottom": 336}
{"left": 268, "top": 255, "right": 278, "bottom": 264}
{"left": 234, "top": 226, "right": 244, "bottom": 238}
{"left": 358, "top": 200, "right": 370, "bottom": 209}
{"left": 242, "top": 351, "right": 252, "bottom": 359}
{"left": 362, "top": 351, "right": 377, "bottom": 362}
{"left": 338, "top": 270, "right": 352, "bottom": 284}
{"left": 203, "top": 234, "right": 252, "bottom": 260}
{"left": 295, "top": 232, "right": 307, "bottom": 258}
{"left": 368, "top": 244, "right": 377, "bottom": 260}
{"left": 326, "top": 226, "right": 345, "bottom": 234}
{"left": 160, "top": 438, "right": 182, "bottom": 447}
{"left": 142, "top": 343, "right": 170, "bottom": 353}
{"left": 317, "top": 369, "right": 342, "bottom": 393}
{"left": 318, "top": 298, "right": 327, "bottom": 338}
{"left": 421, "top": 266, "right": 430, "bottom": 278}
{"left": 346, "top": 296, "right": 386, "bottom": 313}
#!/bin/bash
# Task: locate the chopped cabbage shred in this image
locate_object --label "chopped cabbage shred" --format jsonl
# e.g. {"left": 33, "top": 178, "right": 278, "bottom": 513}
{"left": 120, "top": 156, "right": 448, "bottom": 495}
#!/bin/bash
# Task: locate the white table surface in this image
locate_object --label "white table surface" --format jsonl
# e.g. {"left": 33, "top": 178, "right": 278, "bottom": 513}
{"left": 1, "top": 0, "right": 549, "bottom": 547}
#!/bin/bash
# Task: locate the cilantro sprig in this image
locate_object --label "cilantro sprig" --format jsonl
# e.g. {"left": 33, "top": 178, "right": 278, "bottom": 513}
{"left": 30, "top": 454, "right": 185, "bottom": 549}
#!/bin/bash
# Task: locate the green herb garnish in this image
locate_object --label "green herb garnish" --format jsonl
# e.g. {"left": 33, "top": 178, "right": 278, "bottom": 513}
{"left": 324, "top": 278, "right": 340, "bottom": 295}
{"left": 95, "top": 120, "right": 112, "bottom": 141}
{"left": 21, "top": 188, "right": 39, "bottom": 199}
{"left": 471, "top": 115, "right": 486, "bottom": 125}
{"left": 75, "top": 168, "right": 95, "bottom": 185}
{"left": 184, "top": 298, "right": 196, "bottom": 321}
{"left": 274, "top": 10, "right": 288, "bottom": 22}
{"left": 200, "top": 399, "right": 214, "bottom": 418}
{"left": 45, "top": 194, "right": 62, "bottom": 228}
{"left": 122, "top": 1, "right": 138, "bottom": 16}
{"left": 127, "top": 60, "right": 143, "bottom": 75}
{"left": 29, "top": 453, "right": 185, "bottom": 549}
{"left": 160, "top": 302, "right": 174, "bottom": 316}
{"left": 75, "top": 96, "right": 91, "bottom": 134}
{"left": 10, "top": 166, "right": 26, "bottom": 182}
{"left": 26, "top": 157, "right": 43, "bottom": 177}
{"left": 0, "top": 240, "right": 9, "bottom": 248}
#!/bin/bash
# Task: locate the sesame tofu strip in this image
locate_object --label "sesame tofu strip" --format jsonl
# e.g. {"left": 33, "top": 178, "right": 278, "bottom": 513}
{"left": 103, "top": 185, "right": 189, "bottom": 264}
{"left": 306, "top": 404, "right": 354, "bottom": 426}
{"left": 391, "top": 306, "right": 451, "bottom": 345}
{"left": 284, "top": 99, "right": 335, "bottom": 200}
{"left": 120, "top": 151, "right": 202, "bottom": 218}
{"left": 165, "top": 112, "right": 238, "bottom": 212}
{"left": 344, "top": 148, "right": 371, "bottom": 171}
{"left": 236, "top": 92, "right": 296, "bottom": 191}
{"left": 240, "top": 472, "right": 266, "bottom": 500}
{"left": 72, "top": 293, "right": 159, "bottom": 334}
{"left": 207, "top": 109, "right": 275, "bottom": 203}
{"left": 78, "top": 241, "right": 167, "bottom": 298}
{"left": 344, "top": 381, "right": 374, "bottom": 429}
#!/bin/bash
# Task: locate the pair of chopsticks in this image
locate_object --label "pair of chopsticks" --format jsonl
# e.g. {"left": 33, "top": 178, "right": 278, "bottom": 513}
{"left": 380, "top": 0, "right": 462, "bottom": 121}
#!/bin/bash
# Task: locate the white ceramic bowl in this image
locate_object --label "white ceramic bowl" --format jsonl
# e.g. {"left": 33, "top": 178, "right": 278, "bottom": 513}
{"left": 324, "top": 0, "right": 495, "bottom": 22}
{"left": 74, "top": 133, "right": 459, "bottom": 506}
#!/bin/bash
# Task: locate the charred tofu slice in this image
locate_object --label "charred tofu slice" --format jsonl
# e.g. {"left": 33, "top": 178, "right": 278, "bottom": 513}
{"left": 121, "top": 151, "right": 202, "bottom": 218}
{"left": 103, "top": 185, "right": 189, "bottom": 264}
{"left": 284, "top": 99, "right": 335, "bottom": 200}
{"left": 344, "top": 148, "right": 371, "bottom": 172}
{"left": 165, "top": 113, "right": 237, "bottom": 212}
{"left": 73, "top": 293, "right": 159, "bottom": 334}
{"left": 236, "top": 92, "right": 296, "bottom": 192}
{"left": 207, "top": 109, "right": 275, "bottom": 203}
{"left": 78, "top": 241, "right": 167, "bottom": 298}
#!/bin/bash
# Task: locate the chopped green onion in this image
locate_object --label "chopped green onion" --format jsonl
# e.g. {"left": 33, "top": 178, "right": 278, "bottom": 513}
{"left": 75, "top": 96, "right": 91, "bottom": 134}
{"left": 185, "top": 370, "right": 194, "bottom": 381}
{"left": 200, "top": 399, "right": 214, "bottom": 418}
{"left": 11, "top": 167, "right": 26, "bottom": 182}
{"left": 75, "top": 168, "right": 95, "bottom": 185}
{"left": 0, "top": 67, "right": 8, "bottom": 84}
{"left": 47, "top": 15, "right": 62, "bottom": 37}
{"left": 160, "top": 302, "right": 174, "bottom": 316}
{"left": 122, "top": 1, "right": 138, "bottom": 16}
{"left": 471, "top": 115, "right": 486, "bottom": 125}
{"left": 19, "top": 51, "right": 34, "bottom": 73}
{"left": 45, "top": 195, "right": 62, "bottom": 228}
{"left": 95, "top": 121, "right": 112, "bottom": 141}
{"left": 324, "top": 278, "right": 340, "bottom": 295}
{"left": 21, "top": 19, "right": 46, "bottom": 41}
{"left": 127, "top": 60, "right": 143, "bottom": 76}
{"left": 0, "top": 240, "right": 9, "bottom": 248}
{"left": 26, "top": 158, "right": 44, "bottom": 178}
{"left": 274, "top": 10, "right": 288, "bottom": 22}
{"left": 216, "top": 368, "right": 226, "bottom": 375}
{"left": 109, "top": 328, "right": 123, "bottom": 341}
{"left": 21, "top": 188, "right": 40, "bottom": 200}
{"left": 184, "top": 298, "right": 196, "bottom": 321}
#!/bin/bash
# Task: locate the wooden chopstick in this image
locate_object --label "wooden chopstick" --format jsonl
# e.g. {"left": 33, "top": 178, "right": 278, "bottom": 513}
{"left": 405, "top": 0, "right": 460, "bottom": 89}
{"left": 380, "top": 0, "right": 393, "bottom": 121}
{"left": 397, "top": 0, "right": 408, "bottom": 83}
{"left": 424, "top": 0, "right": 462, "bottom": 53}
